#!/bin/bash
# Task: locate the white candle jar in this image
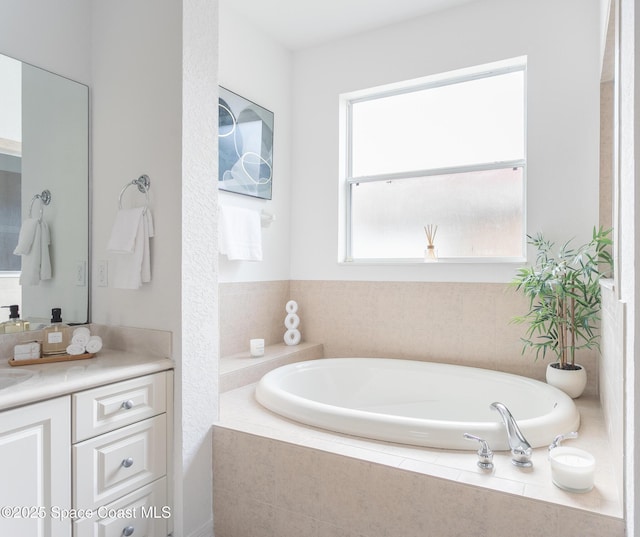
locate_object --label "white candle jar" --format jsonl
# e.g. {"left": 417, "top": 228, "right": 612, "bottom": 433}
{"left": 548, "top": 446, "right": 595, "bottom": 493}
{"left": 250, "top": 338, "right": 265, "bottom": 357}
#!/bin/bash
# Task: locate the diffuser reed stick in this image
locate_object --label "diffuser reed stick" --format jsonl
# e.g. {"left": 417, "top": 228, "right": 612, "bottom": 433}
{"left": 424, "top": 224, "right": 438, "bottom": 261}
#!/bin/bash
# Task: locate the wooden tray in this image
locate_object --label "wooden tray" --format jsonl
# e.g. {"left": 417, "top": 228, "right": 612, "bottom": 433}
{"left": 8, "top": 352, "right": 96, "bottom": 367}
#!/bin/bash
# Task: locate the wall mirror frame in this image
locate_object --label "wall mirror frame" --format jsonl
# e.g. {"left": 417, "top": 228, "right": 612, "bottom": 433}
{"left": 0, "top": 52, "right": 90, "bottom": 332}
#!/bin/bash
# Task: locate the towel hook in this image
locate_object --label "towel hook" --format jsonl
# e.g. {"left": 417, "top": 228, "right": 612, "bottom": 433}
{"left": 118, "top": 175, "right": 151, "bottom": 210}
{"left": 29, "top": 189, "right": 52, "bottom": 219}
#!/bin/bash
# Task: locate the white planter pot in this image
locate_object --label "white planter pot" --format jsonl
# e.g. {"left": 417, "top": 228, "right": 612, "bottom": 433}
{"left": 546, "top": 363, "right": 587, "bottom": 399}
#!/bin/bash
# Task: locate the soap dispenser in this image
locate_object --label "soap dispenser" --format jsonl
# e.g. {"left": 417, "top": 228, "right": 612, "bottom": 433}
{"left": 42, "top": 308, "right": 70, "bottom": 355}
{"left": 1, "top": 305, "right": 30, "bottom": 333}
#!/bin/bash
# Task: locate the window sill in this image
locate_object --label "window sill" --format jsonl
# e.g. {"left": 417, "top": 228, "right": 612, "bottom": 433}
{"left": 341, "top": 257, "right": 526, "bottom": 265}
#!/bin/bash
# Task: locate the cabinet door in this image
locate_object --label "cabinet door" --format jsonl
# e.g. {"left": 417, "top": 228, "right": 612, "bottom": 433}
{"left": 0, "top": 396, "right": 71, "bottom": 537}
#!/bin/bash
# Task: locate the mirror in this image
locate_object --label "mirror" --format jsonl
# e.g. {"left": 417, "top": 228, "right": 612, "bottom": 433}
{"left": 0, "top": 52, "right": 89, "bottom": 330}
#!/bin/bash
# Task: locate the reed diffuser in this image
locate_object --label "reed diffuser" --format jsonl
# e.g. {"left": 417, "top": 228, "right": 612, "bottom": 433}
{"left": 424, "top": 224, "right": 438, "bottom": 262}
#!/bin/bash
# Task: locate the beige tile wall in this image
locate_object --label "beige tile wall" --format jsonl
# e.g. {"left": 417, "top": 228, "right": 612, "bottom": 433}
{"left": 213, "top": 427, "right": 624, "bottom": 537}
{"left": 219, "top": 280, "right": 599, "bottom": 394}
{"left": 219, "top": 281, "right": 291, "bottom": 357}
{"left": 600, "top": 80, "right": 614, "bottom": 233}
{"left": 290, "top": 280, "right": 598, "bottom": 394}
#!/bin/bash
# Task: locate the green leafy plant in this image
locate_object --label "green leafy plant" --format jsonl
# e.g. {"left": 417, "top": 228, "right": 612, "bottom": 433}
{"left": 511, "top": 227, "right": 613, "bottom": 370}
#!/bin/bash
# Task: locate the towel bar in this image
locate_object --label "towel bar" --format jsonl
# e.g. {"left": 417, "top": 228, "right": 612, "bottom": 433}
{"left": 118, "top": 175, "right": 150, "bottom": 209}
{"left": 29, "top": 189, "right": 52, "bottom": 219}
{"left": 260, "top": 211, "right": 275, "bottom": 227}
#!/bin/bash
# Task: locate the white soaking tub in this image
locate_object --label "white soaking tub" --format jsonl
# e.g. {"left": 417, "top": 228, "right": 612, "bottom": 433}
{"left": 255, "top": 358, "right": 580, "bottom": 450}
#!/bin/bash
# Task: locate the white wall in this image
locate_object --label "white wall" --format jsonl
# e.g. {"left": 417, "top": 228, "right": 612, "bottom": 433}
{"left": 290, "top": 0, "right": 601, "bottom": 283}
{"left": 91, "top": 2, "right": 219, "bottom": 536}
{"left": 0, "top": 54, "right": 21, "bottom": 142}
{"left": 0, "top": 0, "right": 91, "bottom": 84}
{"left": 618, "top": 0, "right": 639, "bottom": 533}
{"left": 90, "top": 0, "right": 182, "bottom": 333}
{"left": 218, "top": 3, "right": 292, "bottom": 283}
{"left": 2, "top": 3, "right": 220, "bottom": 536}
{"left": 181, "top": 0, "right": 220, "bottom": 535}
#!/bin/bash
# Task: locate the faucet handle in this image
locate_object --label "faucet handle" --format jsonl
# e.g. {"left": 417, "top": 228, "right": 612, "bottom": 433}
{"left": 548, "top": 431, "right": 579, "bottom": 451}
{"left": 463, "top": 433, "right": 494, "bottom": 470}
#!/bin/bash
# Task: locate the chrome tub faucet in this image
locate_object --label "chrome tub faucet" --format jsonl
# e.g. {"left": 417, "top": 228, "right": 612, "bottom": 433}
{"left": 490, "top": 402, "right": 533, "bottom": 468}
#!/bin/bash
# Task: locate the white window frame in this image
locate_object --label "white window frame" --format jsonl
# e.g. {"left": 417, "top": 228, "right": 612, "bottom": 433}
{"left": 340, "top": 58, "right": 527, "bottom": 264}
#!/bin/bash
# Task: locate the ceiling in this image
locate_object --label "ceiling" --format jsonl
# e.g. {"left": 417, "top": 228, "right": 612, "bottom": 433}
{"left": 220, "top": 0, "right": 482, "bottom": 51}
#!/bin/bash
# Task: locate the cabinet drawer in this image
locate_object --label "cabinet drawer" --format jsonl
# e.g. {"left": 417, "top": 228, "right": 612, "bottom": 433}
{"left": 73, "top": 415, "right": 167, "bottom": 511}
{"left": 73, "top": 372, "right": 167, "bottom": 442}
{"left": 73, "top": 477, "right": 168, "bottom": 537}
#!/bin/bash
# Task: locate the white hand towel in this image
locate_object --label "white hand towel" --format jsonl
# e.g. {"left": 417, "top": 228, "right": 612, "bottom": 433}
{"left": 141, "top": 210, "right": 154, "bottom": 283}
{"left": 108, "top": 208, "right": 153, "bottom": 289}
{"left": 107, "top": 207, "right": 146, "bottom": 253}
{"left": 218, "top": 205, "right": 262, "bottom": 261}
{"left": 85, "top": 336, "right": 103, "bottom": 354}
{"left": 39, "top": 220, "right": 52, "bottom": 281}
{"left": 13, "top": 218, "right": 39, "bottom": 255}
{"left": 15, "top": 219, "right": 52, "bottom": 286}
{"left": 66, "top": 344, "right": 86, "bottom": 356}
{"left": 19, "top": 222, "right": 41, "bottom": 285}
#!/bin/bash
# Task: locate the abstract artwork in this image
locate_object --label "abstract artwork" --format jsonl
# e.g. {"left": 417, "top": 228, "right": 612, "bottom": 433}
{"left": 218, "top": 87, "right": 274, "bottom": 200}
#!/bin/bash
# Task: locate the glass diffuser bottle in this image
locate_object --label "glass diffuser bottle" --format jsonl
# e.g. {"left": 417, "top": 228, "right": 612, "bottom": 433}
{"left": 42, "top": 308, "right": 70, "bottom": 355}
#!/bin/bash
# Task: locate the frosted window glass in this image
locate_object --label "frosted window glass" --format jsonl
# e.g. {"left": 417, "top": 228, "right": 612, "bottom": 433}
{"left": 350, "top": 167, "right": 524, "bottom": 259}
{"left": 350, "top": 71, "right": 524, "bottom": 177}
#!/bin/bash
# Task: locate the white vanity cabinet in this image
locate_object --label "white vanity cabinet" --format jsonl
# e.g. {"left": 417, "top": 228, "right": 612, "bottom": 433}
{"left": 0, "top": 396, "right": 71, "bottom": 537}
{"left": 71, "top": 371, "right": 172, "bottom": 537}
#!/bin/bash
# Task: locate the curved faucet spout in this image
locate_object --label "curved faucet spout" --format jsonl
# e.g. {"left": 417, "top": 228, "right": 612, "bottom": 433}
{"left": 490, "top": 402, "right": 533, "bottom": 468}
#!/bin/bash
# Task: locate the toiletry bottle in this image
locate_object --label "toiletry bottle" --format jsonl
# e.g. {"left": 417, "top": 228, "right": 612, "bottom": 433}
{"left": 42, "top": 308, "right": 70, "bottom": 355}
{"left": 1, "top": 305, "right": 30, "bottom": 333}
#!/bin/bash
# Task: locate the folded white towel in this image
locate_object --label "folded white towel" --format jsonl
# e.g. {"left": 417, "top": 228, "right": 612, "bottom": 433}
{"left": 141, "top": 210, "right": 154, "bottom": 283}
{"left": 13, "top": 353, "right": 38, "bottom": 361}
{"left": 13, "top": 218, "right": 39, "bottom": 255}
{"left": 14, "top": 341, "right": 41, "bottom": 360}
{"left": 107, "top": 207, "right": 145, "bottom": 253}
{"left": 218, "top": 205, "right": 262, "bottom": 261}
{"left": 17, "top": 219, "right": 52, "bottom": 286}
{"left": 66, "top": 344, "right": 86, "bottom": 356}
{"left": 72, "top": 331, "right": 90, "bottom": 347}
{"left": 108, "top": 208, "right": 154, "bottom": 289}
{"left": 85, "top": 335, "right": 103, "bottom": 354}
{"left": 73, "top": 326, "right": 91, "bottom": 339}
{"left": 39, "top": 220, "right": 51, "bottom": 280}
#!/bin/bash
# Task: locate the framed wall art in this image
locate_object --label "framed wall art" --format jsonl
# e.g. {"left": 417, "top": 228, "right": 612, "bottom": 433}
{"left": 218, "top": 87, "right": 274, "bottom": 200}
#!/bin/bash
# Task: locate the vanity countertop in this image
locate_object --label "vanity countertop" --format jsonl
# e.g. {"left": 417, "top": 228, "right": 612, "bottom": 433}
{"left": 0, "top": 349, "right": 174, "bottom": 412}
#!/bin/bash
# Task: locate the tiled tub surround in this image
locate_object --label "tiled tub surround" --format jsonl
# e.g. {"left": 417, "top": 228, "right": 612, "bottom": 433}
{"left": 214, "top": 384, "right": 623, "bottom": 537}
{"left": 220, "top": 342, "right": 324, "bottom": 392}
{"left": 220, "top": 280, "right": 599, "bottom": 395}
{"left": 216, "top": 280, "right": 622, "bottom": 535}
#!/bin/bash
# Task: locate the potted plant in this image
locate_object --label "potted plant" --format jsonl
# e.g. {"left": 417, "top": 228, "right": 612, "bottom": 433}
{"left": 511, "top": 227, "right": 613, "bottom": 398}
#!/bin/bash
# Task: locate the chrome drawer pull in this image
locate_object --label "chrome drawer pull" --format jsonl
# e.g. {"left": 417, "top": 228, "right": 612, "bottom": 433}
{"left": 122, "top": 526, "right": 135, "bottom": 536}
{"left": 122, "top": 457, "right": 134, "bottom": 468}
{"left": 121, "top": 399, "right": 134, "bottom": 410}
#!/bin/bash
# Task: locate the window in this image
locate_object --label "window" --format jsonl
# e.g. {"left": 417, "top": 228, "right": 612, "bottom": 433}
{"left": 341, "top": 58, "right": 526, "bottom": 262}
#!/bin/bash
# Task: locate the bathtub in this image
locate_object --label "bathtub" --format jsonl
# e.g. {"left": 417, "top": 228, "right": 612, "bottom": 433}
{"left": 255, "top": 358, "right": 580, "bottom": 450}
